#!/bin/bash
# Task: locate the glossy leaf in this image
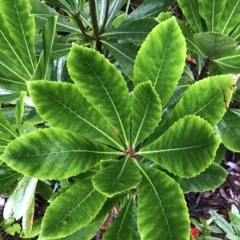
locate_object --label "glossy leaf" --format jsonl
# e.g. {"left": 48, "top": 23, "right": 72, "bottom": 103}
{"left": 0, "top": 0, "right": 36, "bottom": 76}
{"left": 178, "top": 0, "right": 203, "bottom": 33}
{"left": 102, "top": 18, "right": 158, "bottom": 44}
{"left": 2, "top": 128, "right": 120, "bottom": 180}
{"left": 135, "top": 162, "right": 189, "bottom": 240}
{"left": 40, "top": 179, "right": 107, "bottom": 239}
{"left": 139, "top": 115, "right": 221, "bottom": 178}
{"left": 214, "top": 50, "right": 240, "bottom": 73}
{"left": 68, "top": 44, "right": 131, "bottom": 146}
{"left": 103, "top": 197, "right": 133, "bottom": 240}
{"left": 29, "top": 0, "right": 81, "bottom": 33}
{"left": 27, "top": 81, "right": 123, "bottom": 150}
{"left": 180, "top": 163, "right": 228, "bottom": 193}
{"left": 0, "top": 165, "right": 21, "bottom": 195}
{"left": 194, "top": 32, "right": 236, "bottom": 58}
{"left": 102, "top": 40, "right": 139, "bottom": 79}
{"left": 215, "top": 109, "right": 240, "bottom": 152}
{"left": 218, "top": 0, "right": 240, "bottom": 35}
{"left": 92, "top": 157, "right": 141, "bottom": 197}
{"left": 201, "top": 0, "right": 227, "bottom": 32}
{"left": 3, "top": 176, "right": 37, "bottom": 220}
{"left": 131, "top": 81, "right": 161, "bottom": 147}
{"left": 95, "top": 0, "right": 126, "bottom": 30}
{"left": 125, "top": 0, "right": 175, "bottom": 23}
{"left": 15, "top": 91, "right": 27, "bottom": 135}
{"left": 134, "top": 17, "right": 186, "bottom": 107}
{"left": 152, "top": 74, "right": 235, "bottom": 140}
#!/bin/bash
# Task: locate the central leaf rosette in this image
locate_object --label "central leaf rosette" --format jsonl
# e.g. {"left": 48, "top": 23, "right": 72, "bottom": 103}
{"left": 1, "top": 17, "right": 235, "bottom": 240}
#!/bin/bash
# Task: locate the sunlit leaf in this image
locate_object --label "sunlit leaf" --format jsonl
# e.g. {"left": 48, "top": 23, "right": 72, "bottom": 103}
{"left": 135, "top": 163, "right": 189, "bottom": 240}
{"left": 2, "top": 128, "right": 120, "bottom": 180}
{"left": 134, "top": 17, "right": 186, "bottom": 107}
{"left": 131, "top": 81, "right": 161, "bottom": 147}
{"left": 93, "top": 157, "right": 141, "bottom": 197}
{"left": 150, "top": 74, "right": 235, "bottom": 141}
{"left": 68, "top": 44, "right": 131, "bottom": 146}
{"left": 27, "top": 81, "right": 123, "bottom": 150}
{"left": 139, "top": 115, "right": 221, "bottom": 178}
{"left": 40, "top": 179, "right": 107, "bottom": 239}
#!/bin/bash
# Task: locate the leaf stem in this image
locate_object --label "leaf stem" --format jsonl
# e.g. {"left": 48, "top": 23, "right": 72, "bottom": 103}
{"left": 89, "top": 0, "right": 102, "bottom": 52}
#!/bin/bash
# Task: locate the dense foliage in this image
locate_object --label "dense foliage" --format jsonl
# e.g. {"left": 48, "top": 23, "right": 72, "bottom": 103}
{"left": 0, "top": 0, "right": 240, "bottom": 239}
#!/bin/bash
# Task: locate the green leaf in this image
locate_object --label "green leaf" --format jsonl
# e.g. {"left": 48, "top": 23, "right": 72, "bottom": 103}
{"left": 67, "top": 44, "right": 131, "bottom": 146}
{"left": 95, "top": 0, "right": 126, "bottom": 30}
{"left": 15, "top": 91, "right": 27, "bottom": 135}
{"left": 20, "top": 218, "right": 42, "bottom": 238}
{"left": 134, "top": 17, "right": 186, "bottom": 107}
{"left": 40, "top": 179, "right": 107, "bottom": 239}
{"left": 0, "top": 0, "right": 36, "bottom": 76}
{"left": 152, "top": 74, "right": 235, "bottom": 140}
{"left": 42, "top": 16, "right": 58, "bottom": 79}
{"left": 43, "top": 0, "right": 74, "bottom": 13}
{"left": 214, "top": 143, "right": 227, "bottom": 164}
{"left": 27, "top": 81, "right": 123, "bottom": 150}
{"left": 29, "top": 0, "right": 81, "bottom": 33}
{"left": 131, "top": 81, "right": 161, "bottom": 147}
{"left": 2, "top": 128, "right": 120, "bottom": 180}
{"left": 215, "top": 109, "right": 240, "bottom": 152}
{"left": 92, "top": 157, "right": 141, "bottom": 197}
{"left": 102, "top": 40, "right": 139, "bottom": 79}
{"left": 210, "top": 210, "right": 235, "bottom": 236}
{"left": 103, "top": 197, "right": 133, "bottom": 240}
{"left": 125, "top": 0, "right": 175, "bottom": 23}
{"left": 135, "top": 163, "right": 189, "bottom": 240}
{"left": 180, "top": 163, "right": 228, "bottom": 193}
{"left": 0, "top": 165, "right": 21, "bottom": 195}
{"left": 218, "top": 0, "right": 240, "bottom": 35}
{"left": 156, "top": 12, "right": 173, "bottom": 22}
{"left": 102, "top": 18, "right": 158, "bottom": 44}
{"left": 201, "top": 0, "right": 227, "bottom": 32}
{"left": 3, "top": 176, "right": 37, "bottom": 221}
{"left": 0, "top": 111, "right": 18, "bottom": 139}
{"left": 22, "top": 194, "right": 35, "bottom": 237}
{"left": 139, "top": 115, "right": 221, "bottom": 178}
{"left": 194, "top": 32, "right": 236, "bottom": 58}
{"left": 176, "top": 20, "right": 204, "bottom": 56}
{"left": 178, "top": 0, "right": 203, "bottom": 33}
{"left": 214, "top": 50, "right": 240, "bottom": 73}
